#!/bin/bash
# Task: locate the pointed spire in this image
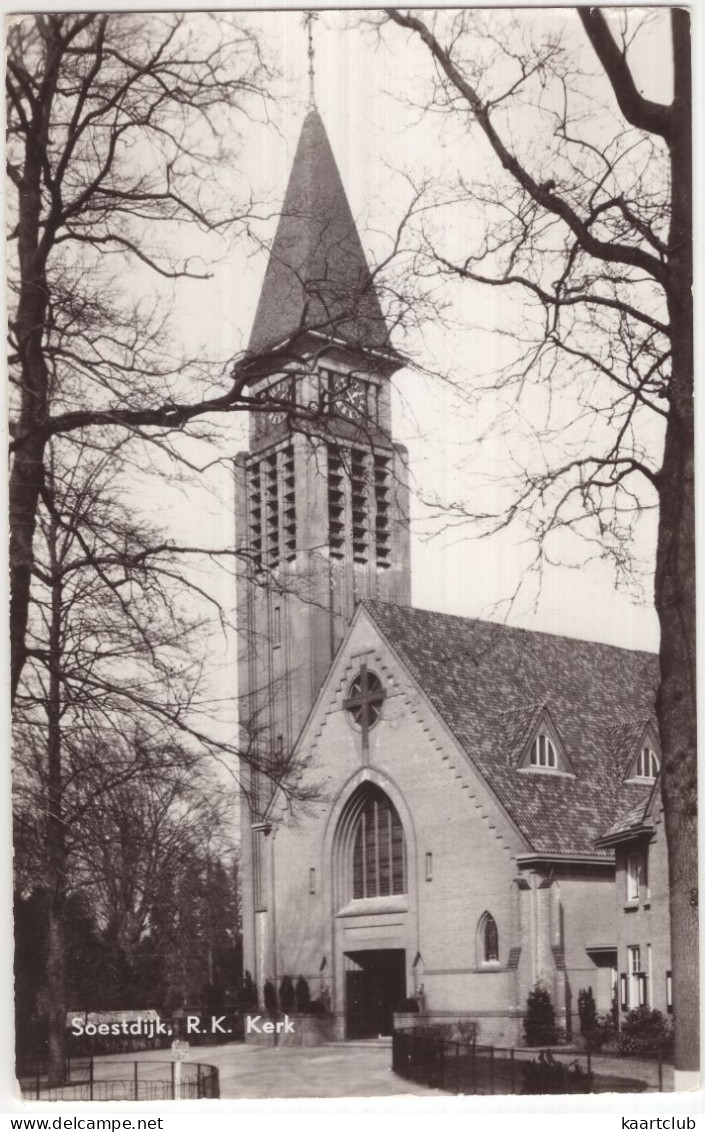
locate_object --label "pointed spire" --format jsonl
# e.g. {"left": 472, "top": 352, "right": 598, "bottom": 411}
{"left": 305, "top": 11, "right": 317, "bottom": 109}
{"left": 247, "top": 109, "right": 393, "bottom": 362}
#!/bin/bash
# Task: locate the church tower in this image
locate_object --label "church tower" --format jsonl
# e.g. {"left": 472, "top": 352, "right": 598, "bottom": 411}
{"left": 235, "top": 109, "right": 411, "bottom": 995}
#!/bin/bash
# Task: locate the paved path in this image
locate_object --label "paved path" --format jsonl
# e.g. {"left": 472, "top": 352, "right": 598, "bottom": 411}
{"left": 93, "top": 1041, "right": 438, "bottom": 1099}
{"left": 212, "top": 1042, "right": 437, "bottom": 1098}
{"left": 91, "top": 1041, "right": 672, "bottom": 1099}
{"left": 589, "top": 1052, "right": 673, "bottom": 1092}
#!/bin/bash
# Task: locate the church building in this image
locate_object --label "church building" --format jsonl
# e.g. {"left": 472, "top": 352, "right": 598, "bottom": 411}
{"left": 235, "top": 106, "right": 665, "bottom": 1044}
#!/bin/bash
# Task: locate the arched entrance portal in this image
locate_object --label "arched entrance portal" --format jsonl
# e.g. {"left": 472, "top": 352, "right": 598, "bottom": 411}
{"left": 333, "top": 781, "right": 411, "bottom": 1038}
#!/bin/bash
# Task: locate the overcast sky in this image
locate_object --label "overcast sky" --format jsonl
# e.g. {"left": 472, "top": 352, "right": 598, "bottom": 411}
{"left": 143, "top": 7, "right": 672, "bottom": 666}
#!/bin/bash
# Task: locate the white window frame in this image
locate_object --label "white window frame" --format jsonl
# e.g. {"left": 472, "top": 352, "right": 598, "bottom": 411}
{"left": 530, "top": 734, "right": 558, "bottom": 769}
{"left": 634, "top": 746, "right": 660, "bottom": 780}
{"left": 640, "top": 852, "right": 650, "bottom": 901}
{"left": 666, "top": 970, "right": 673, "bottom": 1014}
{"left": 628, "top": 945, "right": 644, "bottom": 1008}
{"left": 626, "top": 852, "right": 640, "bottom": 901}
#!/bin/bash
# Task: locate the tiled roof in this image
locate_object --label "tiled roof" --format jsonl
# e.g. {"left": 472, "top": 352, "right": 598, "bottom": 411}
{"left": 247, "top": 110, "right": 392, "bottom": 360}
{"left": 598, "top": 794, "right": 654, "bottom": 843}
{"left": 603, "top": 720, "right": 653, "bottom": 778}
{"left": 500, "top": 704, "right": 545, "bottom": 766}
{"left": 363, "top": 600, "right": 658, "bottom": 856}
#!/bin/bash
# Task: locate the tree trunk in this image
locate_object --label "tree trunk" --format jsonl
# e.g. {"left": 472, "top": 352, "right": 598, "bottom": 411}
{"left": 47, "top": 900, "right": 66, "bottom": 1088}
{"left": 657, "top": 397, "right": 698, "bottom": 1077}
{"left": 655, "top": 8, "right": 698, "bottom": 1080}
{"left": 10, "top": 436, "right": 47, "bottom": 703}
{"left": 46, "top": 509, "right": 67, "bottom": 1087}
{"left": 9, "top": 28, "right": 60, "bottom": 703}
{"left": 9, "top": 196, "right": 49, "bottom": 704}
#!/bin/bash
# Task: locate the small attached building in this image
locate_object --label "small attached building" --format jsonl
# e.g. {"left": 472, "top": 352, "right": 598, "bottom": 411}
{"left": 596, "top": 763, "right": 672, "bottom": 1019}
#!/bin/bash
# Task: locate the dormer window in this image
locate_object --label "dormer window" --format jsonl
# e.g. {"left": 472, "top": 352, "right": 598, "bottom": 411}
{"left": 531, "top": 734, "right": 557, "bottom": 769}
{"left": 623, "top": 729, "right": 661, "bottom": 784}
{"left": 634, "top": 746, "right": 660, "bottom": 781}
{"left": 518, "top": 714, "right": 573, "bottom": 776}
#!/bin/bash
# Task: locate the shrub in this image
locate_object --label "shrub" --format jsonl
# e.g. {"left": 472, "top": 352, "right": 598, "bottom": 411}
{"left": 295, "top": 976, "right": 310, "bottom": 1013}
{"left": 456, "top": 1021, "right": 478, "bottom": 1045}
{"left": 522, "top": 1050, "right": 593, "bottom": 1094}
{"left": 524, "top": 982, "right": 557, "bottom": 1046}
{"left": 616, "top": 1007, "right": 674, "bottom": 1056}
{"left": 584, "top": 986, "right": 620, "bottom": 1052}
{"left": 584, "top": 1010, "right": 617, "bottom": 1052}
{"left": 263, "top": 980, "right": 278, "bottom": 1014}
{"left": 279, "top": 975, "right": 295, "bottom": 1013}
{"left": 414, "top": 1021, "right": 478, "bottom": 1044}
{"left": 242, "top": 971, "right": 257, "bottom": 1008}
{"left": 578, "top": 987, "right": 597, "bottom": 1035}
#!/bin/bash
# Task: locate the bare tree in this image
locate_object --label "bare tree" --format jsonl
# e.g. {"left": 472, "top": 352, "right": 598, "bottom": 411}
{"left": 12, "top": 429, "right": 313, "bottom": 1082}
{"left": 14, "top": 731, "right": 238, "bottom": 1045}
{"left": 67, "top": 751, "right": 234, "bottom": 1005}
{"left": 381, "top": 6, "right": 695, "bottom": 1073}
{"left": 6, "top": 11, "right": 440, "bottom": 707}
{"left": 8, "top": 18, "right": 375, "bottom": 1063}
{"left": 6, "top": 11, "right": 273, "bottom": 700}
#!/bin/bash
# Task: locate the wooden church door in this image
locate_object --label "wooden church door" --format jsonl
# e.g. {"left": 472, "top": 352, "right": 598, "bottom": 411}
{"left": 345, "top": 949, "right": 406, "bottom": 1038}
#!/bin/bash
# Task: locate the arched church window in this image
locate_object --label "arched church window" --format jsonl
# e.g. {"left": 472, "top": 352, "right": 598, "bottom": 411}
{"left": 352, "top": 787, "right": 406, "bottom": 899}
{"left": 478, "top": 912, "right": 499, "bottom": 964}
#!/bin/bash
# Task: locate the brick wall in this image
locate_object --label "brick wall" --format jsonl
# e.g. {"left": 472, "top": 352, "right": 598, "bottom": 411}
{"left": 258, "top": 610, "right": 621, "bottom": 1044}
{"left": 614, "top": 807, "right": 671, "bottom": 1017}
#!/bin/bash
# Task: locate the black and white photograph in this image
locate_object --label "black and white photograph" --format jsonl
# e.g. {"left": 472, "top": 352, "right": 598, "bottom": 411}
{"left": 6, "top": 4, "right": 699, "bottom": 1109}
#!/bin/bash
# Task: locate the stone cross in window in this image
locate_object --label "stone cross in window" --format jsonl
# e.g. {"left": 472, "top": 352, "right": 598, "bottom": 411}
{"left": 344, "top": 663, "right": 386, "bottom": 752}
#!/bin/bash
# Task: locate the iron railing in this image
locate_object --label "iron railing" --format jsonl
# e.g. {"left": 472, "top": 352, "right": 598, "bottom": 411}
{"left": 17, "top": 1058, "right": 220, "bottom": 1101}
{"left": 392, "top": 1030, "right": 664, "bottom": 1094}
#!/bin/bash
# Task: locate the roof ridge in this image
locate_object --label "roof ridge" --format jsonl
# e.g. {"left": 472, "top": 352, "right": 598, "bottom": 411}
{"left": 362, "top": 597, "right": 658, "bottom": 658}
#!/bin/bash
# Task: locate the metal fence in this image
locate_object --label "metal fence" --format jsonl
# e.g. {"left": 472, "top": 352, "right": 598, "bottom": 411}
{"left": 17, "top": 1058, "right": 220, "bottom": 1101}
{"left": 392, "top": 1031, "right": 664, "bottom": 1095}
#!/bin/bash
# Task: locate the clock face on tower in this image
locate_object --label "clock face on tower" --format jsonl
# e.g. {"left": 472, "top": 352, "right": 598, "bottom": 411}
{"left": 337, "top": 377, "right": 366, "bottom": 420}
{"left": 324, "top": 371, "right": 377, "bottom": 424}
{"left": 252, "top": 376, "right": 295, "bottom": 439}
